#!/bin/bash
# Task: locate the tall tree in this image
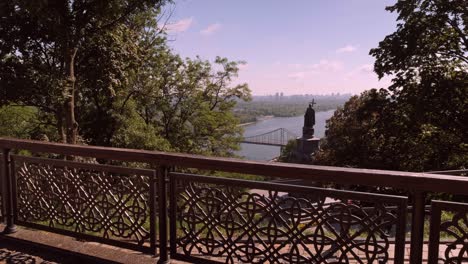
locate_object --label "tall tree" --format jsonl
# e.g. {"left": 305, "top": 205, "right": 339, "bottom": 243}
{"left": 369, "top": 0, "right": 468, "bottom": 170}
{"left": 316, "top": 89, "right": 396, "bottom": 169}
{"left": 128, "top": 48, "right": 251, "bottom": 156}
{"left": 317, "top": 0, "right": 467, "bottom": 171}
{"left": 0, "top": 0, "right": 166, "bottom": 144}
{"left": 370, "top": 0, "right": 467, "bottom": 81}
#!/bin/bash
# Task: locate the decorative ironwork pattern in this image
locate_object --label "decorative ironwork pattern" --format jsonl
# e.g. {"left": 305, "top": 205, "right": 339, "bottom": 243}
{"left": 12, "top": 155, "right": 155, "bottom": 251}
{"left": 170, "top": 173, "right": 407, "bottom": 264}
{"left": 0, "top": 249, "right": 36, "bottom": 264}
{"left": 429, "top": 201, "right": 468, "bottom": 264}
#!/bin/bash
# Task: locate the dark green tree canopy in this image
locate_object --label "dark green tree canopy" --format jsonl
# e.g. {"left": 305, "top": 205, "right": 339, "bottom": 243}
{"left": 0, "top": 0, "right": 166, "bottom": 144}
{"left": 317, "top": 0, "right": 467, "bottom": 172}
{"left": 371, "top": 0, "right": 467, "bottom": 81}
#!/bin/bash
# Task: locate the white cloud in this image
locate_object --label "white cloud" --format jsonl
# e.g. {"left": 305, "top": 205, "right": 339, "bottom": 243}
{"left": 287, "top": 63, "right": 304, "bottom": 69}
{"left": 336, "top": 45, "right": 358, "bottom": 53}
{"left": 287, "top": 72, "right": 306, "bottom": 80}
{"left": 286, "top": 60, "right": 343, "bottom": 80}
{"left": 162, "top": 17, "right": 193, "bottom": 33}
{"left": 310, "top": 60, "right": 343, "bottom": 72}
{"left": 200, "top": 23, "right": 222, "bottom": 35}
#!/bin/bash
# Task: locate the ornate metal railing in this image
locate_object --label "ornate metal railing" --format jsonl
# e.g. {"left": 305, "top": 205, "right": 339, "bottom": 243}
{"left": 11, "top": 155, "right": 157, "bottom": 253}
{"left": 0, "top": 138, "right": 467, "bottom": 263}
{"left": 170, "top": 173, "right": 407, "bottom": 263}
{"left": 428, "top": 201, "right": 468, "bottom": 263}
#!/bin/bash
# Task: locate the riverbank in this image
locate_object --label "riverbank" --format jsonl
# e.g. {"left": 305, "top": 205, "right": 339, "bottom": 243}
{"left": 238, "top": 122, "right": 256, "bottom": 127}
{"left": 238, "top": 115, "right": 275, "bottom": 126}
{"left": 234, "top": 96, "right": 349, "bottom": 124}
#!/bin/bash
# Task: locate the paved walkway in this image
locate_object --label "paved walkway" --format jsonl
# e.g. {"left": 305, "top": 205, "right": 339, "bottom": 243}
{"left": 0, "top": 224, "right": 456, "bottom": 263}
{"left": 0, "top": 224, "right": 157, "bottom": 264}
{"left": 0, "top": 224, "right": 193, "bottom": 264}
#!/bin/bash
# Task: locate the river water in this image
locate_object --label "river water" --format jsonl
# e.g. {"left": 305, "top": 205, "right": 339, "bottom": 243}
{"left": 237, "top": 109, "right": 335, "bottom": 161}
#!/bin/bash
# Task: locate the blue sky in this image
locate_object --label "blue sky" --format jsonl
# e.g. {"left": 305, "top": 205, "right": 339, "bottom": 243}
{"left": 162, "top": 0, "right": 398, "bottom": 95}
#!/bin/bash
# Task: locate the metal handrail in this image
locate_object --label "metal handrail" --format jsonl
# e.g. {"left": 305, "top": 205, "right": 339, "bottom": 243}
{"left": 0, "top": 137, "right": 467, "bottom": 195}
{"left": 0, "top": 137, "right": 467, "bottom": 264}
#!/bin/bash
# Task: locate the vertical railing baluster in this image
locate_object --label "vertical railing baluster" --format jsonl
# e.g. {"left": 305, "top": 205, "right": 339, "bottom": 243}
{"left": 149, "top": 169, "right": 157, "bottom": 255}
{"left": 157, "top": 165, "right": 169, "bottom": 264}
{"left": 394, "top": 199, "right": 408, "bottom": 264}
{"left": 169, "top": 169, "right": 177, "bottom": 259}
{"left": 1, "top": 151, "right": 5, "bottom": 223}
{"left": 428, "top": 202, "right": 441, "bottom": 264}
{"left": 2, "top": 148, "right": 17, "bottom": 234}
{"left": 410, "top": 190, "right": 425, "bottom": 263}
{"left": 10, "top": 155, "right": 18, "bottom": 224}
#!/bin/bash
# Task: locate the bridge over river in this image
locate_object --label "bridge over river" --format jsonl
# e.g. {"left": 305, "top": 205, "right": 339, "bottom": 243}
{"left": 241, "top": 128, "right": 298, "bottom": 147}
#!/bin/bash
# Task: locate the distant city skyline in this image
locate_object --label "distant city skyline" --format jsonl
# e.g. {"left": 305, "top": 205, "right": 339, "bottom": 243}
{"left": 163, "top": 0, "right": 398, "bottom": 95}
{"left": 250, "top": 92, "right": 352, "bottom": 98}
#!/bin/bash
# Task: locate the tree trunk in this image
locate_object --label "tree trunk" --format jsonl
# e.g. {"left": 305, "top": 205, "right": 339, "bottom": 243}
{"left": 64, "top": 47, "right": 78, "bottom": 145}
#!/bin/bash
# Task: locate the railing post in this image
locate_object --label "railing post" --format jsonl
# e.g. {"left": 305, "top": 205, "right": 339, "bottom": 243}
{"left": 0, "top": 151, "right": 5, "bottom": 223}
{"left": 169, "top": 169, "right": 176, "bottom": 259}
{"left": 157, "top": 165, "right": 169, "bottom": 264}
{"left": 428, "top": 202, "right": 441, "bottom": 264}
{"left": 410, "top": 190, "right": 425, "bottom": 263}
{"left": 149, "top": 169, "right": 157, "bottom": 255}
{"left": 2, "top": 149, "right": 17, "bottom": 234}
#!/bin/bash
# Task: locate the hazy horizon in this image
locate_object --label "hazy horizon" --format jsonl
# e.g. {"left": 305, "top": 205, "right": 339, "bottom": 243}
{"left": 250, "top": 93, "right": 352, "bottom": 97}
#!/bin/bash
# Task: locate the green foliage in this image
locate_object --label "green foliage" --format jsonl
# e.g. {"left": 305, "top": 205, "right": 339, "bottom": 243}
{"left": 127, "top": 49, "right": 251, "bottom": 155}
{"left": 108, "top": 100, "right": 172, "bottom": 151}
{"left": 317, "top": 84, "right": 467, "bottom": 171}
{"left": 317, "top": 0, "right": 467, "bottom": 172}
{"left": 278, "top": 140, "right": 298, "bottom": 163}
{"left": 0, "top": 0, "right": 167, "bottom": 144}
{"left": 0, "top": 105, "right": 54, "bottom": 139}
{"left": 316, "top": 89, "right": 393, "bottom": 169}
{"left": 0, "top": 3, "right": 251, "bottom": 157}
{"left": 370, "top": 0, "right": 467, "bottom": 81}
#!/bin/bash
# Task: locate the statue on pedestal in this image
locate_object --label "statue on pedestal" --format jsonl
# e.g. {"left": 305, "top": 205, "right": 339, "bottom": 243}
{"left": 302, "top": 99, "right": 316, "bottom": 138}
{"left": 294, "top": 99, "right": 321, "bottom": 163}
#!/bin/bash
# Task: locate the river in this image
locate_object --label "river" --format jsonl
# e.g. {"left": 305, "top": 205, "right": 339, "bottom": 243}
{"left": 237, "top": 109, "right": 336, "bottom": 161}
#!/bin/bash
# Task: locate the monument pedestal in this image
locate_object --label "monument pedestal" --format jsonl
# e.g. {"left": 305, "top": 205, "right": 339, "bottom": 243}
{"left": 296, "top": 137, "right": 320, "bottom": 159}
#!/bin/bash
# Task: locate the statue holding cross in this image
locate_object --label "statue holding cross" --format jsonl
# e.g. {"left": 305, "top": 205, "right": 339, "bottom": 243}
{"left": 304, "top": 99, "right": 316, "bottom": 128}
{"left": 296, "top": 98, "right": 321, "bottom": 162}
{"left": 309, "top": 99, "right": 316, "bottom": 108}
